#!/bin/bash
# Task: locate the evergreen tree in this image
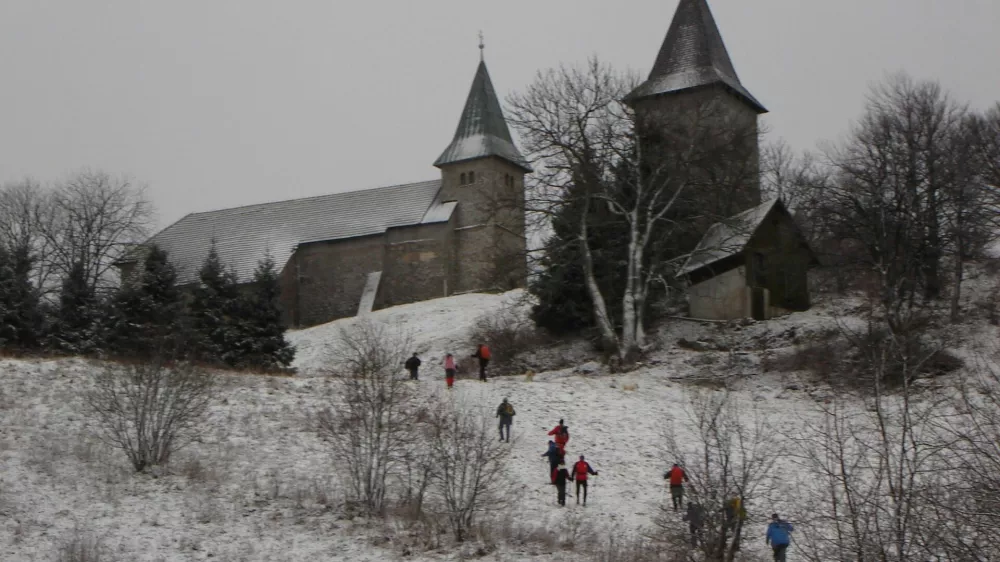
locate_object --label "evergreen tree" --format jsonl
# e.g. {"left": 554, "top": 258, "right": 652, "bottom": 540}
{"left": 190, "top": 242, "right": 241, "bottom": 365}
{"left": 0, "top": 244, "right": 43, "bottom": 349}
{"left": 52, "top": 260, "right": 102, "bottom": 354}
{"left": 108, "top": 245, "right": 184, "bottom": 357}
{"left": 235, "top": 254, "right": 295, "bottom": 370}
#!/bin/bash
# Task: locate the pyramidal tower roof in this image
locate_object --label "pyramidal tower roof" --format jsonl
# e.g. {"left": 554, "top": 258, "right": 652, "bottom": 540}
{"left": 434, "top": 59, "right": 530, "bottom": 172}
{"left": 627, "top": 0, "right": 766, "bottom": 113}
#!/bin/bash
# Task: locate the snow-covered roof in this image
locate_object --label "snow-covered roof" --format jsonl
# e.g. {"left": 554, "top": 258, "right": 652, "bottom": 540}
{"left": 677, "top": 198, "right": 779, "bottom": 277}
{"left": 626, "top": 0, "right": 766, "bottom": 113}
{"left": 434, "top": 60, "right": 531, "bottom": 172}
{"left": 141, "top": 180, "right": 443, "bottom": 284}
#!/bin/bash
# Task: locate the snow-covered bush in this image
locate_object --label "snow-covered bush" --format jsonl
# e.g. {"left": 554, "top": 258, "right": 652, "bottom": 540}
{"left": 469, "top": 300, "right": 535, "bottom": 376}
{"left": 425, "top": 399, "right": 511, "bottom": 542}
{"left": 316, "top": 320, "right": 419, "bottom": 515}
{"left": 86, "top": 359, "right": 215, "bottom": 472}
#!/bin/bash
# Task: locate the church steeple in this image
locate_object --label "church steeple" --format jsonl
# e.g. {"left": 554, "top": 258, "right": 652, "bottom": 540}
{"left": 627, "top": 0, "right": 766, "bottom": 113}
{"left": 434, "top": 57, "right": 530, "bottom": 172}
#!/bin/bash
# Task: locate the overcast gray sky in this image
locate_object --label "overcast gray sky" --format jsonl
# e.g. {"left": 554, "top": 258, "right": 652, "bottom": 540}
{"left": 2, "top": 0, "right": 998, "bottom": 230}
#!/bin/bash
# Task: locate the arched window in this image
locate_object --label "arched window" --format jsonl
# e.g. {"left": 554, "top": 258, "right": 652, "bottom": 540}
{"left": 469, "top": 171, "right": 475, "bottom": 184}
{"left": 460, "top": 173, "right": 466, "bottom": 185}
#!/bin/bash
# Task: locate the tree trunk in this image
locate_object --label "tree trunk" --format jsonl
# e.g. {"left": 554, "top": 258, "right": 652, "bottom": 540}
{"left": 579, "top": 201, "right": 618, "bottom": 354}
{"left": 950, "top": 243, "right": 963, "bottom": 323}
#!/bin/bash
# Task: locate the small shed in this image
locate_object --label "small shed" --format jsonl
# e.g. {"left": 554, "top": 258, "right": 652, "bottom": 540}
{"left": 677, "top": 199, "right": 818, "bottom": 321}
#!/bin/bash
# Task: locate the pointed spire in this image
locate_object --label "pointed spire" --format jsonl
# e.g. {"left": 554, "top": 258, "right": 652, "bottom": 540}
{"left": 627, "top": 0, "right": 766, "bottom": 113}
{"left": 434, "top": 57, "right": 530, "bottom": 172}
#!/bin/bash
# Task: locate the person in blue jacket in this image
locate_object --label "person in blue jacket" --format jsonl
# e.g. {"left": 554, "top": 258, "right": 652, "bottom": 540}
{"left": 765, "top": 513, "right": 794, "bottom": 562}
{"left": 541, "top": 440, "right": 562, "bottom": 483}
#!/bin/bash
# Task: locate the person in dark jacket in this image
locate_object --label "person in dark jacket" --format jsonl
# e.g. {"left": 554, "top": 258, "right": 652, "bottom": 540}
{"left": 542, "top": 441, "right": 561, "bottom": 483}
{"left": 472, "top": 343, "right": 491, "bottom": 381}
{"left": 404, "top": 353, "right": 421, "bottom": 380}
{"left": 572, "top": 455, "right": 598, "bottom": 505}
{"left": 496, "top": 398, "right": 515, "bottom": 442}
{"left": 553, "top": 462, "right": 573, "bottom": 506}
{"left": 766, "top": 513, "right": 794, "bottom": 562}
{"left": 664, "top": 463, "right": 689, "bottom": 511}
{"left": 683, "top": 502, "right": 706, "bottom": 546}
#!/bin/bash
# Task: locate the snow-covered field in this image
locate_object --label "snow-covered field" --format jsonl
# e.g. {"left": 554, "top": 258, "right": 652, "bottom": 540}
{"left": 0, "top": 288, "right": 989, "bottom": 561}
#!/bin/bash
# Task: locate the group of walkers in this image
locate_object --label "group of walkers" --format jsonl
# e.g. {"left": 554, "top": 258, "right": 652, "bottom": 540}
{"left": 538, "top": 419, "right": 600, "bottom": 506}
{"left": 406, "top": 352, "right": 794, "bottom": 560}
{"left": 666, "top": 463, "right": 795, "bottom": 561}
{"left": 403, "top": 343, "right": 492, "bottom": 387}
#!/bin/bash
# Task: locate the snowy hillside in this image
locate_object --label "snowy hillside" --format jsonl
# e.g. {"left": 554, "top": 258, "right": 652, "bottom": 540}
{"left": 1, "top": 288, "right": 994, "bottom": 561}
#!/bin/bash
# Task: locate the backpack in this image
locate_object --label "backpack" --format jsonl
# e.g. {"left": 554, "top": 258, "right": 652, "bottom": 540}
{"left": 502, "top": 403, "right": 514, "bottom": 416}
{"left": 479, "top": 345, "right": 491, "bottom": 360}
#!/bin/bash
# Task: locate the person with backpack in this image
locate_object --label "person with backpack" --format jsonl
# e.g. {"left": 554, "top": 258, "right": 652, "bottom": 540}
{"left": 683, "top": 502, "right": 706, "bottom": 546}
{"left": 553, "top": 461, "right": 573, "bottom": 506}
{"left": 766, "top": 513, "right": 794, "bottom": 562}
{"left": 572, "top": 455, "right": 598, "bottom": 506}
{"left": 664, "top": 463, "right": 689, "bottom": 511}
{"left": 496, "top": 398, "right": 515, "bottom": 442}
{"left": 443, "top": 353, "right": 456, "bottom": 389}
{"left": 404, "top": 352, "right": 421, "bottom": 381}
{"left": 724, "top": 495, "right": 747, "bottom": 551}
{"left": 472, "top": 343, "right": 491, "bottom": 381}
{"left": 542, "top": 440, "right": 562, "bottom": 483}
{"left": 548, "top": 419, "right": 570, "bottom": 454}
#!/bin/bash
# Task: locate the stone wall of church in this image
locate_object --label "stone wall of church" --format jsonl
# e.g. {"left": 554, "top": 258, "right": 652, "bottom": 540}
{"left": 438, "top": 156, "right": 527, "bottom": 293}
{"left": 379, "top": 220, "right": 455, "bottom": 310}
{"left": 280, "top": 234, "right": 387, "bottom": 327}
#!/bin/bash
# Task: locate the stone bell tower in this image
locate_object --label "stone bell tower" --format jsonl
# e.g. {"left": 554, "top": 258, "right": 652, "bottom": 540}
{"left": 434, "top": 43, "right": 531, "bottom": 293}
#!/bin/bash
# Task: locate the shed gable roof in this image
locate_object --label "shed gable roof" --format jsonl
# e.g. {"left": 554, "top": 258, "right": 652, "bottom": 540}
{"left": 144, "top": 179, "right": 443, "bottom": 285}
{"left": 677, "top": 198, "right": 780, "bottom": 277}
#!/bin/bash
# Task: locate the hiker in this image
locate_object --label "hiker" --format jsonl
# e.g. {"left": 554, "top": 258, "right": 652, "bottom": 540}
{"left": 443, "top": 353, "right": 456, "bottom": 389}
{"left": 664, "top": 463, "right": 689, "bottom": 511}
{"left": 404, "top": 353, "right": 421, "bottom": 380}
{"left": 683, "top": 502, "right": 706, "bottom": 546}
{"left": 724, "top": 495, "right": 747, "bottom": 551}
{"left": 572, "top": 455, "right": 598, "bottom": 505}
{"left": 553, "top": 461, "right": 573, "bottom": 506}
{"left": 472, "top": 343, "right": 491, "bottom": 381}
{"left": 766, "top": 513, "right": 794, "bottom": 562}
{"left": 548, "top": 419, "right": 570, "bottom": 454}
{"left": 496, "top": 398, "right": 515, "bottom": 442}
{"left": 542, "top": 441, "right": 561, "bottom": 483}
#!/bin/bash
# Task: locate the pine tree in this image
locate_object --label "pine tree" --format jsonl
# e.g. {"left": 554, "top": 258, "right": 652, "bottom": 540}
{"left": 190, "top": 242, "right": 241, "bottom": 366}
{"left": 52, "top": 260, "right": 102, "bottom": 354}
{"left": 235, "top": 254, "right": 295, "bottom": 370}
{"left": 0, "top": 245, "right": 44, "bottom": 349}
{"left": 108, "top": 245, "right": 184, "bottom": 357}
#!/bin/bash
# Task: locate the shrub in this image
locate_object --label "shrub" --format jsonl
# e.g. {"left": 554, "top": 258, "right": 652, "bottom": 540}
{"left": 56, "top": 532, "right": 110, "bottom": 562}
{"left": 469, "top": 301, "right": 534, "bottom": 376}
{"left": 86, "top": 359, "right": 215, "bottom": 472}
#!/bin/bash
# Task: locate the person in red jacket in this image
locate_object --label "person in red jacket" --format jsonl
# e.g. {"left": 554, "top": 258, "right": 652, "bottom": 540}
{"left": 548, "top": 419, "right": 570, "bottom": 454}
{"left": 472, "top": 343, "right": 491, "bottom": 382}
{"left": 664, "top": 463, "right": 690, "bottom": 511}
{"left": 572, "top": 455, "right": 599, "bottom": 506}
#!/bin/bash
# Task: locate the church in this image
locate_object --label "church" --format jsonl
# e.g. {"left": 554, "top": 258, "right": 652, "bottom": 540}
{"left": 125, "top": 0, "right": 810, "bottom": 327}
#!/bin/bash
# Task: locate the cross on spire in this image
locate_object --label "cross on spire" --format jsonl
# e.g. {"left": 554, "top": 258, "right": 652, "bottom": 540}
{"left": 478, "top": 31, "right": 485, "bottom": 61}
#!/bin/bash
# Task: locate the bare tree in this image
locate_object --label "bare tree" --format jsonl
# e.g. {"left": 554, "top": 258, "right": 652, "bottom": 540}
{"left": 316, "top": 320, "right": 417, "bottom": 515}
{"left": 508, "top": 59, "right": 758, "bottom": 364}
{"left": 0, "top": 178, "right": 57, "bottom": 292}
{"left": 659, "top": 390, "right": 781, "bottom": 562}
{"left": 822, "top": 74, "right": 990, "bottom": 312}
{"left": 86, "top": 359, "right": 215, "bottom": 472}
{"left": 425, "top": 398, "right": 512, "bottom": 542}
{"left": 38, "top": 170, "right": 152, "bottom": 294}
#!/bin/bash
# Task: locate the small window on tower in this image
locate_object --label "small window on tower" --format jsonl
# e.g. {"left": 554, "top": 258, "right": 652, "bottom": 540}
{"left": 460, "top": 173, "right": 466, "bottom": 185}
{"left": 469, "top": 171, "right": 476, "bottom": 184}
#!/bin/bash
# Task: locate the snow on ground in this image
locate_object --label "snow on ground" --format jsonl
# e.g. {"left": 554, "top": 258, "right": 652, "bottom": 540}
{"left": 289, "top": 290, "right": 529, "bottom": 375}
{"left": 2, "top": 287, "right": 986, "bottom": 561}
